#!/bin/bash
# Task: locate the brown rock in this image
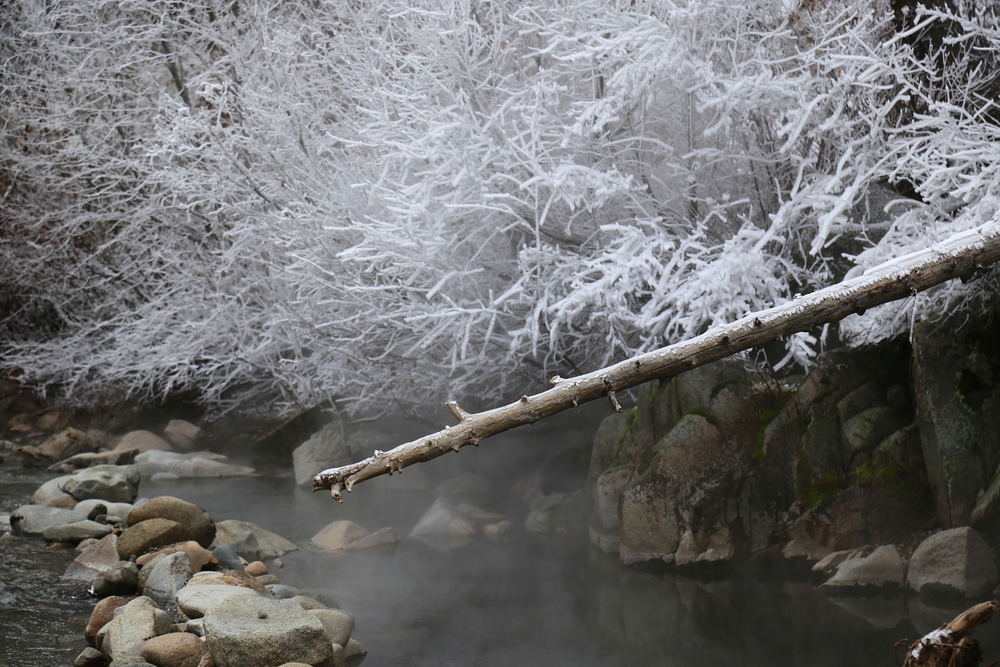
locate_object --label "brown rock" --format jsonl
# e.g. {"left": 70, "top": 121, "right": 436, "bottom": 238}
{"left": 255, "top": 574, "right": 280, "bottom": 586}
{"left": 197, "top": 652, "right": 216, "bottom": 667}
{"left": 186, "top": 570, "right": 270, "bottom": 595}
{"left": 311, "top": 521, "right": 370, "bottom": 551}
{"left": 127, "top": 497, "right": 215, "bottom": 548}
{"left": 37, "top": 411, "right": 72, "bottom": 432}
{"left": 163, "top": 420, "right": 203, "bottom": 451}
{"left": 73, "top": 646, "right": 106, "bottom": 667}
{"left": 118, "top": 519, "right": 195, "bottom": 560}
{"left": 20, "top": 427, "right": 100, "bottom": 467}
{"left": 784, "top": 486, "right": 870, "bottom": 564}
{"left": 115, "top": 430, "right": 172, "bottom": 453}
{"left": 137, "top": 541, "right": 218, "bottom": 573}
{"left": 47, "top": 495, "right": 78, "bottom": 509}
{"left": 85, "top": 595, "right": 130, "bottom": 646}
{"left": 140, "top": 631, "right": 209, "bottom": 667}
{"left": 244, "top": 561, "right": 268, "bottom": 577}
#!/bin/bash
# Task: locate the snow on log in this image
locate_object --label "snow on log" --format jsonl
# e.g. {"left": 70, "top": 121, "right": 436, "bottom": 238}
{"left": 314, "top": 219, "right": 1000, "bottom": 502}
{"left": 898, "top": 600, "right": 999, "bottom": 667}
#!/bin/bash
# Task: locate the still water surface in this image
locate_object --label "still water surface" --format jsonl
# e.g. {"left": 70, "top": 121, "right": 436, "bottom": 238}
{"left": 3, "top": 456, "right": 999, "bottom": 666}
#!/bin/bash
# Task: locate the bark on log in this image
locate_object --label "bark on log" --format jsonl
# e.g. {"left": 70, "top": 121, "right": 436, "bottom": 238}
{"left": 314, "top": 219, "right": 1000, "bottom": 501}
{"left": 899, "top": 600, "right": 999, "bottom": 667}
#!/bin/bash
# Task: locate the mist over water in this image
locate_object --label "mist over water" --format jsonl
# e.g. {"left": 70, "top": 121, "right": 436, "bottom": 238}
{"left": 3, "top": 421, "right": 1000, "bottom": 667}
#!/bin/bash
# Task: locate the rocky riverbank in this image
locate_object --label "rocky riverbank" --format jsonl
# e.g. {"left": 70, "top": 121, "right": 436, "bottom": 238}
{"left": 1, "top": 421, "right": 370, "bottom": 667}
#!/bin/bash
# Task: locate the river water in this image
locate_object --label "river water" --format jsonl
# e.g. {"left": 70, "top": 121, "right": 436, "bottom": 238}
{"left": 3, "top": 444, "right": 999, "bottom": 667}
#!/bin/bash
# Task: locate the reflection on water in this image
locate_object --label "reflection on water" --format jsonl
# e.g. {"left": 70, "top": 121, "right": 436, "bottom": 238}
{"left": 4, "top": 456, "right": 1000, "bottom": 667}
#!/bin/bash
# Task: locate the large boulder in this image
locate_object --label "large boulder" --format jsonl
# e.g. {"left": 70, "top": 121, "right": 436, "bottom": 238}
{"left": 293, "top": 421, "right": 352, "bottom": 488}
{"left": 62, "top": 465, "right": 140, "bottom": 503}
{"left": 907, "top": 527, "right": 999, "bottom": 597}
{"left": 212, "top": 520, "right": 299, "bottom": 560}
{"left": 912, "top": 320, "right": 1000, "bottom": 527}
{"left": 127, "top": 496, "right": 216, "bottom": 548}
{"left": 203, "top": 595, "right": 337, "bottom": 667}
{"left": 118, "top": 518, "right": 195, "bottom": 560}
{"left": 140, "top": 632, "right": 209, "bottom": 667}
{"left": 19, "top": 427, "right": 100, "bottom": 467}
{"left": 619, "top": 414, "right": 742, "bottom": 567}
{"left": 163, "top": 419, "right": 203, "bottom": 451}
{"left": 30, "top": 475, "right": 74, "bottom": 505}
{"left": 176, "top": 583, "right": 264, "bottom": 619}
{"left": 409, "top": 498, "right": 477, "bottom": 545}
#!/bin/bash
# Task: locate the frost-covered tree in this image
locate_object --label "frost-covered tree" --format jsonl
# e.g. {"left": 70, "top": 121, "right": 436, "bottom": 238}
{"left": 1, "top": 0, "right": 998, "bottom": 415}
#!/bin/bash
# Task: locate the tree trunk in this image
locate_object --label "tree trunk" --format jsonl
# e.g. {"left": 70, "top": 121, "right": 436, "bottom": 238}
{"left": 314, "top": 219, "right": 1000, "bottom": 501}
{"left": 898, "top": 600, "right": 999, "bottom": 667}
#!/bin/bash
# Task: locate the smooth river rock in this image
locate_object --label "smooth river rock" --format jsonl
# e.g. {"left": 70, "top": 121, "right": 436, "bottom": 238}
{"left": 127, "top": 496, "right": 216, "bottom": 548}
{"left": 62, "top": 464, "right": 140, "bottom": 503}
{"left": 42, "top": 520, "right": 113, "bottom": 544}
{"left": 907, "top": 527, "right": 999, "bottom": 597}
{"left": 99, "top": 596, "right": 171, "bottom": 663}
{"left": 176, "top": 584, "right": 264, "bottom": 619}
{"left": 118, "top": 518, "right": 195, "bottom": 560}
{"left": 204, "top": 596, "right": 337, "bottom": 667}
{"left": 140, "top": 631, "right": 210, "bottom": 667}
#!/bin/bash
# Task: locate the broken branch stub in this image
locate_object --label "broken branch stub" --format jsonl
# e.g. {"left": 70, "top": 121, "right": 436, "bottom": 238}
{"left": 314, "top": 220, "right": 1000, "bottom": 502}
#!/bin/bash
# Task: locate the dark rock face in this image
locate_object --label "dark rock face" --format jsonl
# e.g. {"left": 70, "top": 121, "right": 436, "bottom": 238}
{"left": 912, "top": 318, "right": 1000, "bottom": 527}
{"left": 292, "top": 420, "right": 352, "bottom": 488}
{"left": 619, "top": 414, "right": 743, "bottom": 567}
{"left": 587, "top": 341, "right": 938, "bottom": 569}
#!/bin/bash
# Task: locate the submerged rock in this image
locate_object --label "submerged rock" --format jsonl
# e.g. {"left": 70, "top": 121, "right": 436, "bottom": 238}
{"left": 311, "top": 521, "right": 370, "bottom": 552}
{"left": 409, "top": 498, "right": 477, "bottom": 545}
{"left": 135, "top": 450, "right": 254, "bottom": 479}
{"left": 213, "top": 520, "right": 299, "bottom": 560}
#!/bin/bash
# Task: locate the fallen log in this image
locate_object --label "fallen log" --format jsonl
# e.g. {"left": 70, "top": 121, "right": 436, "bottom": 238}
{"left": 897, "top": 600, "right": 999, "bottom": 667}
{"left": 314, "top": 219, "right": 1000, "bottom": 501}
